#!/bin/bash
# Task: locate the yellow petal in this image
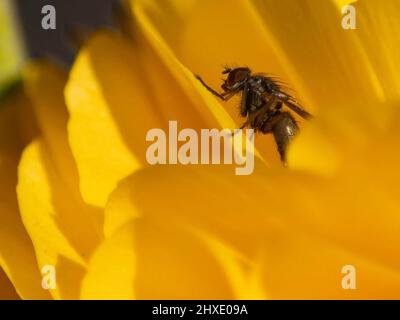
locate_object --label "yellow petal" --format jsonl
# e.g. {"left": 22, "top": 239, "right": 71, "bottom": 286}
{"left": 132, "top": 0, "right": 288, "bottom": 107}
{"left": 193, "top": 228, "right": 268, "bottom": 299}
{"left": 0, "top": 154, "right": 51, "bottom": 300}
{"left": 81, "top": 220, "right": 237, "bottom": 299}
{"left": 131, "top": 0, "right": 400, "bottom": 163}
{"left": 105, "top": 180, "right": 266, "bottom": 299}
{"left": 66, "top": 27, "right": 261, "bottom": 209}
{"left": 19, "top": 63, "right": 104, "bottom": 297}
{"left": 104, "top": 162, "right": 278, "bottom": 245}
{"left": 103, "top": 163, "right": 256, "bottom": 243}
{"left": 132, "top": 0, "right": 277, "bottom": 164}
{"left": 103, "top": 150, "right": 400, "bottom": 298}
{"left": 65, "top": 31, "right": 157, "bottom": 207}
{"left": 354, "top": 0, "right": 400, "bottom": 101}
{"left": 104, "top": 177, "right": 140, "bottom": 238}
{"left": 0, "top": 267, "right": 19, "bottom": 300}
{"left": 80, "top": 222, "right": 136, "bottom": 299}
{"left": 0, "top": 90, "right": 49, "bottom": 300}
{"left": 248, "top": 0, "right": 385, "bottom": 110}
{"left": 23, "top": 61, "right": 80, "bottom": 191}
{"left": 259, "top": 227, "right": 400, "bottom": 299}
{"left": 131, "top": 1, "right": 238, "bottom": 130}
{"left": 333, "top": 0, "right": 358, "bottom": 10}
{"left": 285, "top": 108, "right": 400, "bottom": 274}
{"left": 22, "top": 59, "right": 103, "bottom": 230}
{"left": 17, "top": 139, "right": 101, "bottom": 299}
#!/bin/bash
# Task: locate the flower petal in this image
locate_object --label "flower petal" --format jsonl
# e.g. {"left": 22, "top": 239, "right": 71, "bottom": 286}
{"left": 81, "top": 220, "right": 237, "bottom": 299}
{"left": 65, "top": 31, "right": 157, "bottom": 207}
{"left": 104, "top": 177, "right": 267, "bottom": 299}
{"left": 332, "top": 0, "right": 358, "bottom": 10}
{"left": 248, "top": 0, "right": 397, "bottom": 114}
{"left": 259, "top": 227, "right": 400, "bottom": 299}
{"left": 131, "top": 1, "right": 239, "bottom": 130}
{"left": 23, "top": 62, "right": 83, "bottom": 192}
{"left": 0, "top": 267, "right": 19, "bottom": 300}
{"left": 102, "top": 152, "right": 400, "bottom": 298}
{"left": 285, "top": 107, "right": 400, "bottom": 274}
{"left": 0, "top": 153, "right": 51, "bottom": 300}
{"left": 17, "top": 61, "right": 104, "bottom": 299}
{"left": 17, "top": 140, "right": 90, "bottom": 299}
{"left": 81, "top": 223, "right": 136, "bottom": 299}
{"left": 132, "top": 0, "right": 278, "bottom": 164}
{"left": 66, "top": 27, "right": 262, "bottom": 209}
{"left": 132, "top": 0, "right": 288, "bottom": 106}
{"left": 23, "top": 60, "right": 103, "bottom": 234}
{"left": 0, "top": 90, "right": 49, "bottom": 299}
{"left": 354, "top": 0, "right": 400, "bottom": 101}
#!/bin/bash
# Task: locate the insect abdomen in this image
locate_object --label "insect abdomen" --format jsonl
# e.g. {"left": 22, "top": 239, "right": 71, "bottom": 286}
{"left": 272, "top": 112, "right": 299, "bottom": 163}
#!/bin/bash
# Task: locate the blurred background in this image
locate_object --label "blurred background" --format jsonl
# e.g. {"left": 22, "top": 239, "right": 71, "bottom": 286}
{"left": 0, "top": 0, "right": 118, "bottom": 96}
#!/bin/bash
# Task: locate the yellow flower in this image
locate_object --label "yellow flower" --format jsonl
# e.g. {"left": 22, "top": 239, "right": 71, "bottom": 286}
{"left": 1, "top": 0, "right": 400, "bottom": 299}
{"left": 0, "top": 81, "right": 50, "bottom": 299}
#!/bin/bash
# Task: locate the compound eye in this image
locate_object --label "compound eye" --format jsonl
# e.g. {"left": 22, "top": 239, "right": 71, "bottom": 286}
{"left": 227, "top": 69, "right": 248, "bottom": 87}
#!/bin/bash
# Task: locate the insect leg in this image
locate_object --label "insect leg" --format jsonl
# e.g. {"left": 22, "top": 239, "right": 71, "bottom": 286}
{"left": 195, "top": 74, "right": 232, "bottom": 101}
{"left": 241, "top": 96, "right": 277, "bottom": 131}
{"left": 240, "top": 83, "right": 250, "bottom": 116}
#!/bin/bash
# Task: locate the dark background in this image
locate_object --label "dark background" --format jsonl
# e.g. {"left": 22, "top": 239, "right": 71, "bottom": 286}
{"left": 15, "top": 0, "right": 120, "bottom": 65}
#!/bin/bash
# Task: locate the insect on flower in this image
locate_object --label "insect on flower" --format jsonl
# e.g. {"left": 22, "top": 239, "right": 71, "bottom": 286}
{"left": 195, "top": 67, "right": 313, "bottom": 164}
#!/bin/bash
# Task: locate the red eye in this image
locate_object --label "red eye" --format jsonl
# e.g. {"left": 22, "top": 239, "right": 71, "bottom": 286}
{"left": 227, "top": 68, "right": 250, "bottom": 86}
